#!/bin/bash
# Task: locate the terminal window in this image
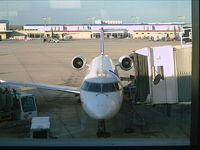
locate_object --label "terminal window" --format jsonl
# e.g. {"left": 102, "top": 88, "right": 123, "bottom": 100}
{"left": 0, "top": 0, "right": 195, "bottom": 147}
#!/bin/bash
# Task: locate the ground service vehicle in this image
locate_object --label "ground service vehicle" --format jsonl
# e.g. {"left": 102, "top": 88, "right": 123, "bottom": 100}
{"left": 0, "top": 82, "right": 37, "bottom": 121}
{"left": 30, "top": 117, "right": 50, "bottom": 139}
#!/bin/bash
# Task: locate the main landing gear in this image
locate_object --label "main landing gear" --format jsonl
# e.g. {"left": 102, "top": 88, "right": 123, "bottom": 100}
{"left": 96, "top": 120, "right": 111, "bottom": 138}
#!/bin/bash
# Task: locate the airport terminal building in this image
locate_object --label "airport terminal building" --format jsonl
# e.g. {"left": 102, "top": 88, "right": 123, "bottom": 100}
{"left": 0, "top": 19, "right": 192, "bottom": 41}
{"left": 0, "top": 20, "right": 12, "bottom": 40}
{"left": 22, "top": 23, "right": 187, "bottom": 40}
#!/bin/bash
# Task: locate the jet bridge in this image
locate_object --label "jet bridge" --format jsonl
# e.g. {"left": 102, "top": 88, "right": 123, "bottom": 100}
{"left": 129, "top": 44, "right": 192, "bottom": 104}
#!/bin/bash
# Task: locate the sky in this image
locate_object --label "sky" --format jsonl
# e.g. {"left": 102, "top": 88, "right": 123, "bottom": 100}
{"left": 0, "top": 0, "right": 192, "bottom": 25}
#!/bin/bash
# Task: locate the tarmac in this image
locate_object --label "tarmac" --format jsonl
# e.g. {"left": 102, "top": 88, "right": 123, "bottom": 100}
{"left": 0, "top": 39, "right": 190, "bottom": 139}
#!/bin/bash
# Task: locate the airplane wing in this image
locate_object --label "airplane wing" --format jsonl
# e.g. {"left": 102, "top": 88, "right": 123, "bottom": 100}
{"left": 0, "top": 80, "right": 80, "bottom": 94}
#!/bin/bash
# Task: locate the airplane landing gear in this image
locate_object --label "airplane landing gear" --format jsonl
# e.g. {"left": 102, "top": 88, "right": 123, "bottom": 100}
{"left": 96, "top": 120, "right": 111, "bottom": 138}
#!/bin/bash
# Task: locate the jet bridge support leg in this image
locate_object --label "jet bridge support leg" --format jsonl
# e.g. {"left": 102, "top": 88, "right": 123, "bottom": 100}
{"left": 97, "top": 120, "right": 111, "bottom": 138}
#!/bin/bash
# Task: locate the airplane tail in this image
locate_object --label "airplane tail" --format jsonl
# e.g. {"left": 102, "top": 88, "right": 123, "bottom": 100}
{"left": 100, "top": 28, "right": 104, "bottom": 56}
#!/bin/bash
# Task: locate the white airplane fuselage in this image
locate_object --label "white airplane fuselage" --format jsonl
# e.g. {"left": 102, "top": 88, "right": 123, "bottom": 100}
{"left": 80, "top": 55, "right": 123, "bottom": 120}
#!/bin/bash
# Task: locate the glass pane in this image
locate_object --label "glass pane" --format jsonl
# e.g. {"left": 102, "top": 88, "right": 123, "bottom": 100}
{"left": 0, "top": 0, "right": 192, "bottom": 146}
{"left": 114, "top": 82, "right": 120, "bottom": 90}
{"left": 87, "top": 83, "right": 101, "bottom": 92}
{"left": 102, "top": 83, "right": 115, "bottom": 92}
{"left": 81, "top": 81, "right": 90, "bottom": 91}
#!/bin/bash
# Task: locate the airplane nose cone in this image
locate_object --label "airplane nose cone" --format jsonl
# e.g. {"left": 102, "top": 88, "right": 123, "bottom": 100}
{"left": 82, "top": 101, "right": 111, "bottom": 119}
{"left": 91, "top": 105, "right": 110, "bottom": 119}
{"left": 81, "top": 91, "right": 123, "bottom": 120}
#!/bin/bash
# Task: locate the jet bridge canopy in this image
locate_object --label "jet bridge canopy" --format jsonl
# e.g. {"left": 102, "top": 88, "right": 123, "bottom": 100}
{"left": 130, "top": 52, "right": 150, "bottom": 102}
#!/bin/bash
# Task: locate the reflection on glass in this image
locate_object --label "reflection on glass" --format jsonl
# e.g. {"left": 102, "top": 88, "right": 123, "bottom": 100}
{"left": 0, "top": 0, "right": 192, "bottom": 146}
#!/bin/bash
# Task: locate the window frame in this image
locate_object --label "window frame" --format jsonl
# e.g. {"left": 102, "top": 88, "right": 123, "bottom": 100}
{"left": 0, "top": 0, "right": 199, "bottom": 148}
{"left": 191, "top": 0, "right": 200, "bottom": 146}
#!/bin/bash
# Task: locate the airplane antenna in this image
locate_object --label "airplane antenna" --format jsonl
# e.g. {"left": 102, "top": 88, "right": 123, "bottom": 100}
{"left": 100, "top": 28, "right": 104, "bottom": 56}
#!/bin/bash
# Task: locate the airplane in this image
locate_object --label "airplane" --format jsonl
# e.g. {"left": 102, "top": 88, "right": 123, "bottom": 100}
{"left": 0, "top": 28, "right": 133, "bottom": 138}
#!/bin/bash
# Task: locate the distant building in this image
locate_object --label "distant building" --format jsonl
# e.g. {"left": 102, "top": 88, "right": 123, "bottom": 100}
{"left": 95, "top": 20, "right": 123, "bottom": 24}
{"left": 22, "top": 22, "right": 186, "bottom": 40}
{"left": 24, "top": 22, "right": 185, "bottom": 32}
{"left": 0, "top": 20, "right": 9, "bottom": 30}
{"left": 0, "top": 20, "right": 12, "bottom": 40}
{"left": 182, "top": 25, "right": 192, "bottom": 42}
{"left": 9, "top": 25, "right": 24, "bottom": 30}
{"left": 24, "top": 24, "right": 64, "bottom": 31}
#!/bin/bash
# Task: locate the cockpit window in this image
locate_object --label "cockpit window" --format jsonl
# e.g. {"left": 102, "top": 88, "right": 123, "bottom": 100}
{"left": 81, "top": 81, "right": 90, "bottom": 91}
{"left": 102, "top": 83, "right": 116, "bottom": 92}
{"left": 87, "top": 83, "right": 101, "bottom": 92}
{"left": 114, "top": 82, "right": 120, "bottom": 90}
{"left": 81, "top": 81, "right": 122, "bottom": 93}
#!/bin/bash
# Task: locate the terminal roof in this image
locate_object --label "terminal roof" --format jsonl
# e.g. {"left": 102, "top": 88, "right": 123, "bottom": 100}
{"left": 0, "top": 20, "right": 9, "bottom": 24}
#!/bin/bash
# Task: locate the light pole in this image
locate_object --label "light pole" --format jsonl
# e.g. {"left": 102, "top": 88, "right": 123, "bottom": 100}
{"left": 42, "top": 16, "right": 48, "bottom": 31}
{"left": 177, "top": 16, "right": 185, "bottom": 23}
{"left": 131, "top": 16, "right": 140, "bottom": 23}
{"left": 180, "top": 27, "right": 183, "bottom": 46}
{"left": 42, "top": 16, "right": 51, "bottom": 31}
{"left": 177, "top": 16, "right": 185, "bottom": 47}
{"left": 88, "top": 17, "right": 95, "bottom": 23}
{"left": 87, "top": 17, "right": 95, "bottom": 30}
{"left": 87, "top": 17, "right": 95, "bottom": 24}
{"left": 47, "top": 16, "right": 51, "bottom": 24}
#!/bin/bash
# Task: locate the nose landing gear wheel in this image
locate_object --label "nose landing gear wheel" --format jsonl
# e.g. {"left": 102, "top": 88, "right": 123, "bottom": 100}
{"left": 96, "top": 120, "right": 111, "bottom": 138}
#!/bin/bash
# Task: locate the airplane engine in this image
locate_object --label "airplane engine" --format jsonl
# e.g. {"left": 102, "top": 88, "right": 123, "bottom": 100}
{"left": 118, "top": 56, "right": 133, "bottom": 71}
{"left": 72, "top": 56, "right": 87, "bottom": 70}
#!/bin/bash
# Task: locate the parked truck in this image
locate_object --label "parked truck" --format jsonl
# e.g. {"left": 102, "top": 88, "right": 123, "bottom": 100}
{"left": 0, "top": 82, "right": 37, "bottom": 121}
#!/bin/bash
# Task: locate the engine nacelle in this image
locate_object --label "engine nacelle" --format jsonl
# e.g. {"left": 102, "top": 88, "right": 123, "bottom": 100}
{"left": 72, "top": 56, "right": 87, "bottom": 70}
{"left": 118, "top": 56, "right": 133, "bottom": 71}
